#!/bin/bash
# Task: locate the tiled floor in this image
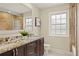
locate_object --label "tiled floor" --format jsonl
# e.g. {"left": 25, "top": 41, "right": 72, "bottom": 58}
{"left": 44, "top": 48, "right": 73, "bottom": 56}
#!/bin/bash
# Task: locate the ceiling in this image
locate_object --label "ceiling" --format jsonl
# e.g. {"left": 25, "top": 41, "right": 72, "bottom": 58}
{"left": 0, "top": 3, "right": 64, "bottom": 15}
{"left": 0, "top": 3, "right": 31, "bottom": 15}
{"left": 32, "top": 3, "right": 64, "bottom": 9}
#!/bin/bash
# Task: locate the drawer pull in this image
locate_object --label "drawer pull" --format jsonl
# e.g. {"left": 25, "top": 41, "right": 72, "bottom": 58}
{"left": 13, "top": 50, "right": 15, "bottom": 56}
{"left": 16, "top": 48, "right": 18, "bottom": 56}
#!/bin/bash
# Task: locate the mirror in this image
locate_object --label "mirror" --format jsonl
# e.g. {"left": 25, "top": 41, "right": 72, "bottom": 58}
{"left": 0, "top": 3, "right": 32, "bottom": 31}
{"left": 0, "top": 3, "right": 32, "bottom": 36}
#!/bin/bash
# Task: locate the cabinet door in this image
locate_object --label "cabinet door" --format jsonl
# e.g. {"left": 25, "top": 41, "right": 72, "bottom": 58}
{"left": 25, "top": 42, "right": 36, "bottom": 56}
{"left": 0, "top": 50, "right": 14, "bottom": 56}
{"left": 16, "top": 45, "right": 25, "bottom": 56}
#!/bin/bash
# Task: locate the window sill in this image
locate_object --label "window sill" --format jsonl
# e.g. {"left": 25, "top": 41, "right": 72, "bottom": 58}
{"left": 48, "top": 34, "right": 69, "bottom": 37}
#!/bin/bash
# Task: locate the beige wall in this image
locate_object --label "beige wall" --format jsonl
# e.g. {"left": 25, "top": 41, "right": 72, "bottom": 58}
{"left": 32, "top": 6, "right": 41, "bottom": 36}
{"left": 40, "top": 4, "right": 70, "bottom": 51}
{"left": 77, "top": 4, "right": 79, "bottom": 55}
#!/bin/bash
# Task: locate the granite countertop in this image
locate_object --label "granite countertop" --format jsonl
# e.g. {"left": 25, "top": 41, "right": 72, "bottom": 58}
{"left": 0, "top": 36, "right": 43, "bottom": 54}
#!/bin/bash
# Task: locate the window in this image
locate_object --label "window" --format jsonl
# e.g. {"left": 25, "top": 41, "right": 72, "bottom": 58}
{"left": 13, "top": 20, "right": 21, "bottom": 30}
{"left": 24, "top": 17, "right": 33, "bottom": 32}
{"left": 49, "top": 11, "right": 67, "bottom": 36}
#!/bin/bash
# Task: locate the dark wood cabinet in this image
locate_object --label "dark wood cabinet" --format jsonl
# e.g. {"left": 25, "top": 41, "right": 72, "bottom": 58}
{"left": 0, "top": 37, "right": 44, "bottom": 56}
{"left": 39, "top": 38, "right": 44, "bottom": 56}
{"left": 36, "top": 38, "right": 44, "bottom": 56}
{"left": 26, "top": 42, "right": 37, "bottom": 56}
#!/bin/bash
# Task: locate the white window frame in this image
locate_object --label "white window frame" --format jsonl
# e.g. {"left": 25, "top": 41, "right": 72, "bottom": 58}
{"left": 24, "top": 17, "right": 33, "bottom": 32}
{"left": 48, "top": 10, "right": 68, "bottom": 37}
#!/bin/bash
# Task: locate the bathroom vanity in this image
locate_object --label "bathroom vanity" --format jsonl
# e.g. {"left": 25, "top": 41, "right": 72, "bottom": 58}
{"left": 0, "top": 37, "right": 44, "bottom": 56}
